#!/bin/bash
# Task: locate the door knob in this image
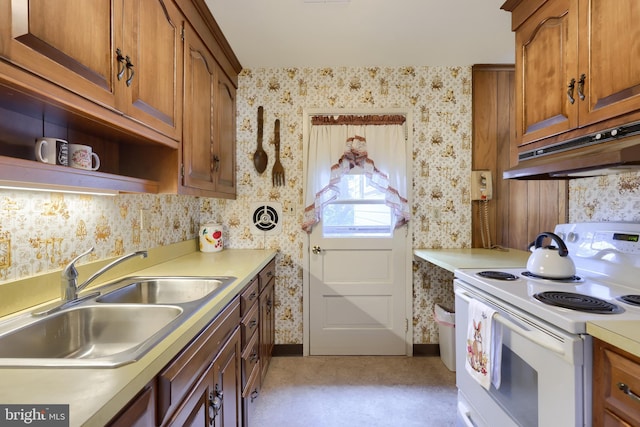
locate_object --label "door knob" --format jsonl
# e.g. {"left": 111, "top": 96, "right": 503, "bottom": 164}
{"left": 312, "top": 245, "right": 322, "bottom": 254}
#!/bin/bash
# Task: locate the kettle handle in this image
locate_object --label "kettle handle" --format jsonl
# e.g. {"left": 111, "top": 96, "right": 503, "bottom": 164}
{"left": 533, "top": 232, "right": 569, "bottom": 257}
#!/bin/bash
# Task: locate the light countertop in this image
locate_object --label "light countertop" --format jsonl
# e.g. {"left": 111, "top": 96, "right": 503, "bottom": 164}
{"left": 413, "top": 248, "right": 531, "bottom": 272}
{"left": 587, "top": 321, "right": 640, "bottom": 357}
{"left": 0, "top": 248, "right": 277, "bottom": 427}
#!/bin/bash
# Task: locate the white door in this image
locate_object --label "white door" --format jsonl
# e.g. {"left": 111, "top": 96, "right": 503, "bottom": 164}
{"left": 308, "top": 170, "right": 408, "bottom": 355}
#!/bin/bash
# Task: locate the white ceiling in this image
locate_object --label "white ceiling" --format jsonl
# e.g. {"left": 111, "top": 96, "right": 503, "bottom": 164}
{"left": 204, "top": 0, "right": 515, "bottom": 68}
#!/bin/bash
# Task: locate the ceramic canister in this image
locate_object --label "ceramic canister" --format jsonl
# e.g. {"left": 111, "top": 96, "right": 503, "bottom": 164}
{"left": 199, "top": 223, "right": 223, "bottom": 252}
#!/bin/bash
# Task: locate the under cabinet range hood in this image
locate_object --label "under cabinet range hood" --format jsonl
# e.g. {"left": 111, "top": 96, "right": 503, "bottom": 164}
{"left": 504, "top": 122, "right": 640, "bottom": 179}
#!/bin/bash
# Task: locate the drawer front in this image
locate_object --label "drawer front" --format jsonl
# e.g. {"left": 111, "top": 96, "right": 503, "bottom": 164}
{"left": 242, "top": 363, "right": 261, "bottom": 426}
{"left": 241, "top": 331, "right": 260, "bottom": 390}
{"left": 605, "top": 348, "right": 640, "bottom": 422}
{"left": 241, "top": 302, "right": 259, "bottom": 349}
{"left": 240, "top": 277, "right": 259, "bottom": 316}
{"left": 157, "top": 298, "right": 240, "bottom": 424}
{"left": 258, "top": 258, "right": 276, "bottom": 292}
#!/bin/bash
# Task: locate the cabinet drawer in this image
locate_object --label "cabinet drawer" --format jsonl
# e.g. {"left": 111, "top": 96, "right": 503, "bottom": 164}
{"left": 604, "top": 348, "right": 640, "bottom": 422}
{"left": 157, "top": 297, "right": 240, "bottom": 424}
{"left": 242, "top": 362, "right": 261, "bottom": 426}
{"left": 241, "top": 302, "right": 259, "bottom": 349}
{"left": 241, "top": 331, "right": 260, "bottom": 390}
{"left": 259, "top": 259, "right": 276, "bottom": 292}
{"left": 240, "top": 277, "right": 259, "bottom": 317}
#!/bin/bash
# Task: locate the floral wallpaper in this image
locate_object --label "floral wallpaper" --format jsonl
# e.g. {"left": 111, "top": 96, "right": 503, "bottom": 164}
{"left": 569, "top": 172, "right": 640, "bottom": 222}
{"left": 0, "top": 192, "right": 201, "bottom": 282}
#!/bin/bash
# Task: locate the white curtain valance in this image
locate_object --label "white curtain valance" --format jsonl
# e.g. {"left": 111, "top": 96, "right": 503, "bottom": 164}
{"left": 302, "top": 121, "right": 410, "bottom": 233}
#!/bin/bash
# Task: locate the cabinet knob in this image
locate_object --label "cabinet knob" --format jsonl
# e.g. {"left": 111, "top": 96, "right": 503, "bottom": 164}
{"left": 312, "top": 245, "right": 322, "bottom": 254}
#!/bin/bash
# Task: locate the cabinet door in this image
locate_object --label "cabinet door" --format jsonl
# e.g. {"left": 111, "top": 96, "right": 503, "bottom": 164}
{"left": 577, "top": 0, "right": 640, "bottom": 127}
{"left": 259, "top": 280, "right": 275, "bottom": 381}
{"left": 166, "top": 363, "right": 215, "bottom": 427}
{"left": 214, "top": 69, "right": 237, "bottom": 196}
{"left": 0, "top": 0, "right": 117, "bottom": 106}
{"left": 182, "top": 23, "right": 217, "bottom": 192}
{"left": 109, "top": 384, "right": 156, "bottom": 427}
{"left": 212, "top": 328, "right": 242, "bottom": 427}
{"left": 120, "top": 0, "right": 182, "bottom": 140}
{"left": 515, "top": 0, "right": 578, "bottom": 146}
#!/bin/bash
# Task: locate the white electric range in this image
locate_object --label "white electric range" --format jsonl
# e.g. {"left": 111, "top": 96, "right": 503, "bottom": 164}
{"left": 454, "top": 222, "right": 640, "bottom": 427}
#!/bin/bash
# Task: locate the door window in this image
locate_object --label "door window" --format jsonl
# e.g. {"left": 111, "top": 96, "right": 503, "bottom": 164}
{"left": 321, "top": 167, "right": 393, "bottom": 238}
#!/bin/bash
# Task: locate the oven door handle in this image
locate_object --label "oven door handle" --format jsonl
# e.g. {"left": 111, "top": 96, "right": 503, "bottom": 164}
{"left": 456, "top": 289, "right": 566, "bottom": 357}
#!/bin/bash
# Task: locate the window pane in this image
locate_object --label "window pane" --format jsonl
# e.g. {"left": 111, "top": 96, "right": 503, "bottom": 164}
{"left": 322, "top": 170, "right": 392, "bottom": 237}
{"left": 322, "top": 203, "right": 392, "bottom": 237}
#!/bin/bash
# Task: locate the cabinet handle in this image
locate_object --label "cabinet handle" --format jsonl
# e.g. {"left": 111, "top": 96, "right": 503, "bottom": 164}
{"left": 116, "top": 48, "right": 126, "bottom": 81}
{"left": 249, "top": 319, "right": 258, "bottom": 329}
{"left": 250, "top": 352, "right": 259, "bottom": 362}
{"left": 577, "top": 74, "right": 586, "bottom": 101}
{"left": 248, "top": 291, "right": 257, "bottom": 301}
{"left": 266, "top": 298, "right": 272, "bottom": 314}
{"left": 567, "top": 78, "right": 576, "bottom": 104}
{"left": 618, "top": 382, "right": 640, "bottom": 403}
{"left": 209, "top": 383, "right": 224, "bottom": 425}
{"left": 213, "top": 155, "right": 220, "bottom": 172}
{"left": 250, "top": 389, "right": 259, "bottom": 403}
{"left": 125, "top": 56, "right": 135, "bottom": 87}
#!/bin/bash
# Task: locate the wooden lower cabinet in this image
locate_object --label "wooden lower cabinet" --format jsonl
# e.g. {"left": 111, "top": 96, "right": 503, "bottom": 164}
{"left": 259, "top": 279, "right": 275, "bottom": 381}
{"left": 107, "top": 259, "right": 276, "bottom": 427}
{"left": 593, "top": 338, "right": 640, "bottom": 426}
{"left": 109, "top": 383, "right": 156, "bottom": 427}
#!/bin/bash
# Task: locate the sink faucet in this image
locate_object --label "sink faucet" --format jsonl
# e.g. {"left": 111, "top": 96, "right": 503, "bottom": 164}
{"left": 61, "top": 247, "right": 148, "bottom": 302}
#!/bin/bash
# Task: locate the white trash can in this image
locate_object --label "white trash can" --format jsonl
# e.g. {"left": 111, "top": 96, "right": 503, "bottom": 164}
{"left": 434, "top": 304, "right": 456, "bottom": 371}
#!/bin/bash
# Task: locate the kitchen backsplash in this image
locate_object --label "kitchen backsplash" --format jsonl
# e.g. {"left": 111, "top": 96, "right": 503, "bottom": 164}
{"left": 569, "top": 173, "right": 640, "bottom": 222}
{"left": 0, "top": 192, "right": 201, "bottom": 281}
{"left": 2, "top": 66, "right": 640, "bottom": 347}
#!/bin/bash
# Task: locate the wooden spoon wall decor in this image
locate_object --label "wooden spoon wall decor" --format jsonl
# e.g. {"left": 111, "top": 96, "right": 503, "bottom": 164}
{"left": 253, "top": 106, "right": 268, "bottom": 173}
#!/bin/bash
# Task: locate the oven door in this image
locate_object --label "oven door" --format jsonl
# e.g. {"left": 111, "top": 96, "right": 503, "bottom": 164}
{"left": 454, "top": 280, "right": 591, "bottom": 427}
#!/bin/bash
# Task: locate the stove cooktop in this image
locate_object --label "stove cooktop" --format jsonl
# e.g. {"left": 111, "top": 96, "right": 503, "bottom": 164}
{"left": 455, "top": 222, "right": 640, "bottom": 334}
{"left": 455, "top": 268, "right": 640, "bottom": 334}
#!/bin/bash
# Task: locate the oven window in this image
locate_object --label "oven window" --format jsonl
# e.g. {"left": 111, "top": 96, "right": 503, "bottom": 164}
{"left": 490, "top": 346, "right": 538, "bottom": 427}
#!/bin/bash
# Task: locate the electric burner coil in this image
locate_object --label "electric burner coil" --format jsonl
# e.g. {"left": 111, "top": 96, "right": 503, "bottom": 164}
{"left": 534, "top": 291, "right": 624, "bottom": 314}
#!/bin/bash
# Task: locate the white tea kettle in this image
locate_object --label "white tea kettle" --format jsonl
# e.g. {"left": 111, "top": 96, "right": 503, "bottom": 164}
{"left": 526, "top": 232, "right": 576, "bottom": 279}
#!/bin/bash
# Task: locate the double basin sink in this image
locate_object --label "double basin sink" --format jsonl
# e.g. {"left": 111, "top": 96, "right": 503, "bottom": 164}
{"left": 0, "top": 276, "right": 236, "bottom": 368}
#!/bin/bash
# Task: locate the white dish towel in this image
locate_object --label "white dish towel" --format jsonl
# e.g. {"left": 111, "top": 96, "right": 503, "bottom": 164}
{"left": 465, "top": 298, "right": 502, "bottom": 390}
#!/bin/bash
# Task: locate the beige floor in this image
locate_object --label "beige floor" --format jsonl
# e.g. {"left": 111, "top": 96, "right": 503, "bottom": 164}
{"left": 251, "top": 356, "right": 457, "bottom": 427}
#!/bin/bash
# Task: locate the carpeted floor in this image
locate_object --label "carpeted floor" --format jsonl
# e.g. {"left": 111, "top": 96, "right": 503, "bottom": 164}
{"left": 250, "top": 356, "right": 457, "bottom": 427}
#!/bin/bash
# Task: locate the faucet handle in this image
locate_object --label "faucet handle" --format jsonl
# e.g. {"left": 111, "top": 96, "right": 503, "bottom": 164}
{"left": 62, "top": 247, "right": 95, "bottom": 281}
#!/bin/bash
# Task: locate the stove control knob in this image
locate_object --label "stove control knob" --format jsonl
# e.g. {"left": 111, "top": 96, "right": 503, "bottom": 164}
{"left": 566, "top": 232, "right": 578, "bottom": 243}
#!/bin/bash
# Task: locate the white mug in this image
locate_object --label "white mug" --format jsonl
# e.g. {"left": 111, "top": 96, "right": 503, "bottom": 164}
{"left": 69, "top": 144, "right": 100, "bottom": 171}
{"left": 35, "top": 138, "right": 68, "bottom": 166}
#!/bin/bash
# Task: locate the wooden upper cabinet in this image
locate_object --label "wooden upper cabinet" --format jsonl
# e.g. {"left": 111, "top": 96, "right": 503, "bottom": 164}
{"left": 0, "top": 0, "right": 117, "bottom": 106}
{"left": 182, "top": 22, "right": 217, "bottom": 193}
{"left": 515, "top": 0, "right": 577, "bottom": 146}
{"left": 0, "top": 0, "right": 182, "bottom": 141}
{"left": 118, "top": 0, "right": 183, "bottom": 140}
{"left": 508, "top": 0, "right": 640, "bottom": 148}
{"left": 181, "top": 21, "right": 236, "bottom": 198}
{"left": 578, "top": 0, "right": 640, "bottom": 127}
{"left": 215, "top": 70, "right": 237, "bottom": 197}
